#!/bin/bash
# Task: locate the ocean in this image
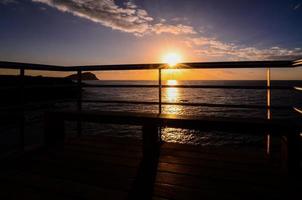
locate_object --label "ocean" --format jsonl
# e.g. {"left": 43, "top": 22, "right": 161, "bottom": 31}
{"left": 1, "top": 80, "right": 302, "bottom": 153}
{"left": 78, "top": 80, "right": 301, "bottom": 145}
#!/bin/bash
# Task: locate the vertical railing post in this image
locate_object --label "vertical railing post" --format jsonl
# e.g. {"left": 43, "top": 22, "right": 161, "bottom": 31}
{"left": 158, "top": 69, "right": 162, "bottom": 114}
{"left": 77, "top": 69, "right": 82, "bottom": 136}
{"left": 19, "top": 67, "right": 25, "bottom": 152}
{"left": 267, "top": 67, "right": 271, "bottom": 120}
{"left": 266, "top": 67, "right": 271, "bottom": 156}
{"left": 158, "top": 68, "right": 162, "bottom": 142}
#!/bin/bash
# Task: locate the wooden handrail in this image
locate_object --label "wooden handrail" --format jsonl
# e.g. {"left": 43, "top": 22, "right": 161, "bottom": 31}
{"left": 81, "top": 99, "right": 292, "bottom": 110}
{"left": 0, "top": 60, "right": 296, "bottom": 71}
{"left": 82, "top": 84, "right": 293, "bottom": 90}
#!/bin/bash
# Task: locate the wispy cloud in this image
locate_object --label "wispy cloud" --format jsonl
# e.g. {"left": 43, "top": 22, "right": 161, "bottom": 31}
{"left": 32, "top": 0, "right": 196, "bottom": 36}
{"left": 32, "top": 0, "right": 152, "bottom": 35}
{"left": 152, "top": 23, "right": 196, "bottom": 35}
{"left": 186, "top": 37, "right": 302, "bottom": 60}
{"left": 0, "top": 0, "right": 18, "bottom": 5}
{"left": 292, "top": 3, "right": 301, "bottom": 10}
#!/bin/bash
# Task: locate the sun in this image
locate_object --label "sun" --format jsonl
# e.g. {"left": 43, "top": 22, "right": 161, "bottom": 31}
{"left": 162, "top": 53, "right": 182, "bottom": 67}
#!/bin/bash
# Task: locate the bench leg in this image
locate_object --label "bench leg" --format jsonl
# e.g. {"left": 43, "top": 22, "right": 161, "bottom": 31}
{"left": 281, "top": 130, "right": 301, "bottom": 179}
{"left": 287, "top": 131, "right": 301, "bottom": 178}
{"left": 142, "top": 124, "right": 160, "bottom": 158}
{"left": 128, "top": 124, "right": 160, "bottom": 199}
{"left": 44, "top": 113, "right": 65, "bottom": 149}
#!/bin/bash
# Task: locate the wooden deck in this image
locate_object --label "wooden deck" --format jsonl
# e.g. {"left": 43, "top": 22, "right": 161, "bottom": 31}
{"left": 0, "top": 135, "right": 300, "bottom": 200}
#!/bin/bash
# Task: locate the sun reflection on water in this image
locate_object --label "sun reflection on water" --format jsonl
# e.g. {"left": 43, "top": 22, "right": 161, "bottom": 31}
{"left": 163, "top": 80, "right": 183, "bottom": 115}
{"left": 166, "top": 80, "right": 179, "bottom": 104}
{"left": 162, "top": 79, "right": 186, "bottom": 142}
{"left": 166, "top": 88, "right": 178, "bottom": 102}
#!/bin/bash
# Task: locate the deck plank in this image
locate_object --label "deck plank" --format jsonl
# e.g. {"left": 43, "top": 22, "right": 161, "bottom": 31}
{"left": 0, "top": 170, "right": 127, "bottom": 200}
{"left": 0, "top": 135, "right": 299, "bottom": 200}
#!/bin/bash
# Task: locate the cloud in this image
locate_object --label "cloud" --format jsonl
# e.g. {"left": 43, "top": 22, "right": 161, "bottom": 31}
{"left": 292, "top": 3, "right": 301, "bottom": 10}
{"left": 186, "top": 37, "right": 302, "bottom": 60}
{"left": 152, "top": 23, "right": 196, "bottom": 35}
{"left": 0, "top": 0, "right": 18, "bottom": 4}
{"left": 32, "top": 0, "right": 196, "bottom": 36}
{"left": 186, "top": 37, "right": 234, "bottom": 50}
{"left": 32, "top": 0, "right": 151, "bottom": 35}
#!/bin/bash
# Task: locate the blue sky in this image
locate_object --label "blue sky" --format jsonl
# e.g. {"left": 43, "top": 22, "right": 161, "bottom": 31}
{"left": 0, "top": 0, "right": 302, "bottom": 79}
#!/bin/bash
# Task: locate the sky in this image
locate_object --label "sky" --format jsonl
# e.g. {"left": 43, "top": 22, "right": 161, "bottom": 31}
{"left": 0, "top": 0, "right": 302, "bottom": 80}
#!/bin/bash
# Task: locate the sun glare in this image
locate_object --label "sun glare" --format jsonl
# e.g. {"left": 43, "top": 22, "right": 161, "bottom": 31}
{"left": 163, "top": 53, "right": 182, "bottom": 67}
{"left": 167, "top": 79, "right": 178, "bottom": 86}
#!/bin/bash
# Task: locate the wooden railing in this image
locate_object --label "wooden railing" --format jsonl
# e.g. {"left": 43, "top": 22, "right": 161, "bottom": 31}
{"left": 1, "top": 60, "right": 301, "bottom": 114}
{"left": 0, "top": 60, "right": 301, "bottom": 159}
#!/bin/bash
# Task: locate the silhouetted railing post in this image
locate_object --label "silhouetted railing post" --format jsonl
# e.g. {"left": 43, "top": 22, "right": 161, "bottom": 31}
{"left": 266, "top": 67, "right": 271, "bottom": 156}
{"left": 19, "top": 67, "right": 25, "bottom": 152}
{"left": 77, "top": 69, "right": 82, "bottom": 136}
{"left": 158, "top": 69, "right": 162, "bottom": 114}
{"left": 158, "top": 68, "right": 162, "bottom": 142}
{"left": 267, "top": 67, "right": 271, "bottom": 120}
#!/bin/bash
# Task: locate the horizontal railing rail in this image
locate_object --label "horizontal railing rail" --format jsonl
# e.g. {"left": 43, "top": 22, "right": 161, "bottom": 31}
{"left": 294, "top": 86, "right": 302, "bottom": 91}
{"left": 0, "top": 60, "right": 300, "bottom": 71}
{"left": 293, "top": 107, "right": 302, "bottom": 114}
{"left": 0, "top": 84, "right": 77, "bottom": 90}
{"left": 0, "top": 61, "right": 71, "bottom": 71}
{"left": 81, "top": 99, "right": 291, "bottom": 110}
{"left": 0, "top": 83, "right": 294, "bottom": 90}
{"left": 82, "top": 84, "right": 293, "bottom": 90}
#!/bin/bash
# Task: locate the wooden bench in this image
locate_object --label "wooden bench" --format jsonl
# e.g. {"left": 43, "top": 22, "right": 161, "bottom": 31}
{"left": 44, "top": 110, "right": 301, "bottom": 176}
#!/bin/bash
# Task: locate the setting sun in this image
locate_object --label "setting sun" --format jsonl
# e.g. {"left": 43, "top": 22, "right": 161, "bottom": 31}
{"left": 162, "top": 53, "right": 182, "bottom": 67}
